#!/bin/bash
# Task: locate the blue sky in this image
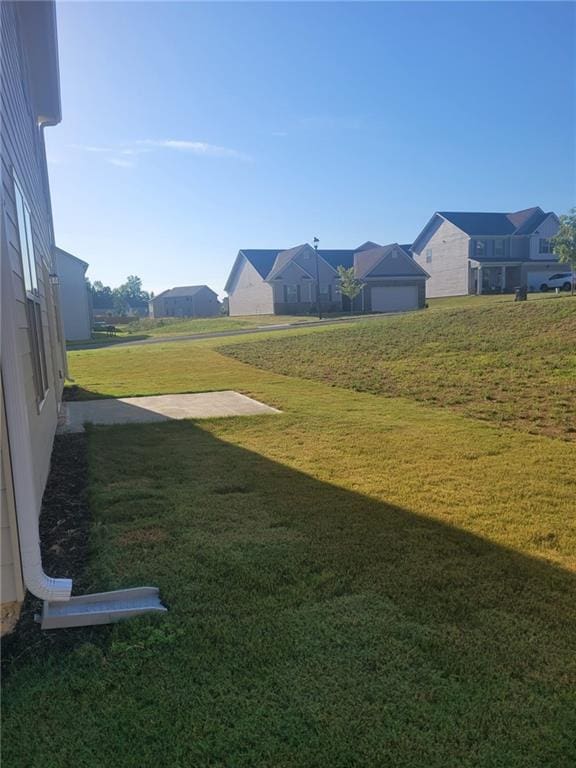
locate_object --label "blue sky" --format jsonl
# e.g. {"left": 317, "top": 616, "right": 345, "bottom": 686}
{"left": 47, "top": 1, "right": 575, "bottom": 297}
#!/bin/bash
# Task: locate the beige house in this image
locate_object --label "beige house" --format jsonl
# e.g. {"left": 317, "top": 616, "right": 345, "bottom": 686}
{"left": 225, "top": 242, "right": 428, "bottom": 316}
{"left": 1, "top": 0, "right": 72, "bottom": 625}
{"left": 410, "top": 208, "right": 561, "bottom": 297}
{"left": 149, "top": 285, "right": 221, "bottom": 318}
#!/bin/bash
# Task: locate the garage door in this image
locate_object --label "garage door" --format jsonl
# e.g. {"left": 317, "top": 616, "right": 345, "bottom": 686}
{"left": 371, "top": 285, "right": 418, "bottom": 312}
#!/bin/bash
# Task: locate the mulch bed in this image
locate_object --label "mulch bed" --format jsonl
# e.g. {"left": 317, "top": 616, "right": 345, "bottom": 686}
{"left": 1, "top": 433, "right": 110, "bottom": 677}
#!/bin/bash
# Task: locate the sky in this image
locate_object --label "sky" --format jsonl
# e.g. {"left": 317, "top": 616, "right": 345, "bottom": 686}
{"left": 46, "top": 1, "right": 576, "bottom": 297}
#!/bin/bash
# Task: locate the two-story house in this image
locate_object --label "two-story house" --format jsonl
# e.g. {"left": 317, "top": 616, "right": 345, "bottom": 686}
{"left": 149, "top": 285, "right": 221, "bottom": 318}
{"left": 410, "top": 207, "right": 561, "bottom": 297}
{"left": 225, "top": 242, "right": 428, "bottom": 316}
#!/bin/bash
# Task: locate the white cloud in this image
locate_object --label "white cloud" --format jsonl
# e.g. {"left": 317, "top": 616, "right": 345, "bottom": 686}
{"left": 70, "top": 139, "right": 251, "bottom": 165}
{"left": 107, "top": 157, "right": 135, "bottom": 168}
{"left": 137, "top": 139, "right": 251, "bottom": 160}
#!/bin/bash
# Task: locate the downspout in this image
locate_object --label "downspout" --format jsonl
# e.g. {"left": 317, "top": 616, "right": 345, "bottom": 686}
{"left": 1, "top": 204, "right": 72, "bottom": 602}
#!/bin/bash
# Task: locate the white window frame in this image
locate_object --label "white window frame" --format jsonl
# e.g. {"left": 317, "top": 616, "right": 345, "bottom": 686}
{"left": 13, "top": 171, "right": 49, "bottom": 407}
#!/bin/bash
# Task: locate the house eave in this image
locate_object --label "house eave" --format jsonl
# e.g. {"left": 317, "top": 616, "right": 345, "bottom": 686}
{"left": 17, "top": 1, "right": 62, "bottom": 126}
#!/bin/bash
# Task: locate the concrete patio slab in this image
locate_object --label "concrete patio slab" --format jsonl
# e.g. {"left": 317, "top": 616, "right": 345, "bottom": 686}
{"left": 59, "top": 391, "right": 281, "bottom": 433}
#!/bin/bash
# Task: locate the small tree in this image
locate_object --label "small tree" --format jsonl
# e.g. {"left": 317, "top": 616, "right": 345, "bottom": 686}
{"left": 337, "top": 265, "right": 364, "bottom": 313}
{"left": 552, "top": 208, "right": 576, "bottom": 296}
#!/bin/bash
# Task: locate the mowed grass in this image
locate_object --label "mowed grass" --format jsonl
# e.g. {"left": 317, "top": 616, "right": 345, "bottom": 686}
{"left": 65, "top": 314, "right": 344, "bottom": 349}
{"left": 121, "top": 313, "right": 324, "bottom": 335}
{"left": 3, "top": 316, "right": 576, "bottom": 767}
{"left": 223, "top": 296, "right": 576, "bottom": 440}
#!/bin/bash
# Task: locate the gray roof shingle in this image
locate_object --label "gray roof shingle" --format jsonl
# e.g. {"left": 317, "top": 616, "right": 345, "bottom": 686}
{"left": 154, "top": 285, "right": 215, "bottom": 300}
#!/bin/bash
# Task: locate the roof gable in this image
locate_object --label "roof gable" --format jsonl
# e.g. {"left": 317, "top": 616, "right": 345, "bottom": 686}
{"left": 267, "top": 245, "right": 314, "bottom": 280}
{"left": 355, "top": 241, "right": 381, "bottom": 253}
{"left": 154, "top": 285, "right": 215, "bottom": 300}
{"left": 54, "top": 246, "right": 89, "bottom": 271}
{"left": 356, "top": 244, "right": 429, "bottom": 279}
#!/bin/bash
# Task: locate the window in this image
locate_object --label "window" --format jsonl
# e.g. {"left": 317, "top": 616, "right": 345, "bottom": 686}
{"left": 425, "top": 249, "right": 433, "bottom": 263}
{"left": 14, "top": 172, "right": 49, "bottom": 404}
{"left": 319, "top": 284, "right": 332, "bottom": 301}
{"left": 283, "top": 284, "right": 299, "bottom": 302}
{"left": 494, "top": 239, "right": 505, "bottom": 258}
{"left": 539, "top": 238, "right": 553, "bottom": 254}
{"left": 474, "top": 240, "right": 486, "bottom": 258}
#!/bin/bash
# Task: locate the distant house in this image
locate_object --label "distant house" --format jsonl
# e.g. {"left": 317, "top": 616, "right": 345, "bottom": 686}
{"left": 410, "top": 207, "right": 561, "bottom": 297}
{"left": 224, "top": 242, "right": 428, "bottom": 316}
{"left": 1, "top": 0, "right": 72, "bottom": 619}
{"left": 149, "top": 285, "right": 221, "bottom": 318}
{"left": 54, "top": 247, "right": 93, "bottom": 341}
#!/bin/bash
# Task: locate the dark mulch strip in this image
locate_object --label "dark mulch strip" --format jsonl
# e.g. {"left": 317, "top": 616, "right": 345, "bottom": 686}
{"left": 62, "top": 385, "right": 88, "bottom": 401}
{"left": 1, "top": 434, "right": 110, "bottom": 677}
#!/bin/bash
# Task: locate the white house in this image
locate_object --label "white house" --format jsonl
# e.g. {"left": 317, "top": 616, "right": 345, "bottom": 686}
{"left": 54, "top": 247, "right": 93, "bottom": 341}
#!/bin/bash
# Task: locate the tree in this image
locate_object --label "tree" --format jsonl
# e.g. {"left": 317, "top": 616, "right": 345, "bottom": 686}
{"left": 337, "top": 265, "right": 364, "bottom": 313}
{"left": 91, "top": 280, "right": 114, "bottom": 309}
{"left": 113, "top": 275, "right": 150, "bottom": 314}
{"left": 552, "top": 208, "right": 576, "bottom": 296}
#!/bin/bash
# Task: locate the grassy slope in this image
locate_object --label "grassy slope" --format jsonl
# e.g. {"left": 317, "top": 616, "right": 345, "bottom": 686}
{"left": 121, "top": 313, "right": 323, "bottom": 335}
{"left": 223, "top": 297, "right": 576, "bottom": 440}
{"left": 65, "top": 315, "right": 351, "bottom": 349}
{"left": 3, "top": 314, "right": 576, "bottom": 767}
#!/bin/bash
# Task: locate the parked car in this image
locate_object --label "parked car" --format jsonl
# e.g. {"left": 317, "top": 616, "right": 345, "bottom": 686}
{"left": 539, "top": 273, "right": 575, "bottom": 292}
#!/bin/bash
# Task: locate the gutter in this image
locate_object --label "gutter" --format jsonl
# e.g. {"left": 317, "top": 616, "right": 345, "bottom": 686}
{"left": 2, "top": 208, "right": 166, "bottom": 627}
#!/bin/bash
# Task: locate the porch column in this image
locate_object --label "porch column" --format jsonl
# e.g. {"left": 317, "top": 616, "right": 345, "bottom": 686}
{"left": 477, "top": 266, "right": 482, "bottom": 294}
{"left": 501, "top": 266, "right": 506, "bottom": 293}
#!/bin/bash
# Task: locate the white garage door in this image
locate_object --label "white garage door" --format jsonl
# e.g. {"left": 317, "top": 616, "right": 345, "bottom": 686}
{"left": 371, "top": 285, "right": 418, "bottom": 312}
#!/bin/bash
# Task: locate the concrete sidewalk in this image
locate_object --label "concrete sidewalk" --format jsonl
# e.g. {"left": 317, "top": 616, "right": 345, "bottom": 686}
{"left": 59, "top": 391, "right": 281, "bottom": 433}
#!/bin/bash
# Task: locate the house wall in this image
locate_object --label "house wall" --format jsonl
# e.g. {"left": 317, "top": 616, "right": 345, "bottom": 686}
{"left": 270, "top": 257, "right": 342, "bottom": 314}
{"left": 529, "top": 215, "right": 560, "bottom": 260}
{"left": 1, "top": 1, "right": 65, "bottom": 604}
{"left": 151, "top": 289, "right": 220, "bottom": 318}
{"left": 413, "top": 219, "right": 470, "bottom": 297}
{"left": 54, "top": 251, "right": 92, "bottom": 340}
{"left": 1, "top": 385, "right": 24, "bottom": 605}
{"left": 228, "top": 257, "right": 275, "bottom": 316}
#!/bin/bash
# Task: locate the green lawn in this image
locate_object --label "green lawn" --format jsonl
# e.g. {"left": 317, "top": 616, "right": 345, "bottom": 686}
{"left": 65, "top": 314, "right": 337, "bottom": 348}
{"left": 224, "top": 296, "right": 576, "bottom": 440}
{"left": 120, "top": 313, "right": 326, "bottom": 336}
{"left": 3, "top": 300, "right": 575, "bottom": 767}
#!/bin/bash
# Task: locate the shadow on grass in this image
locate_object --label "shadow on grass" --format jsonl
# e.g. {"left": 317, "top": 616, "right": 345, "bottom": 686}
{"left": 3, "top": 419, "right": 575, "bottom": 766}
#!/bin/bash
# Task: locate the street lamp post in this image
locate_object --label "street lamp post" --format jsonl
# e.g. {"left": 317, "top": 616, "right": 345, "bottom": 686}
{"left": 313, "top": 236, "right": 322, "bottom": 320}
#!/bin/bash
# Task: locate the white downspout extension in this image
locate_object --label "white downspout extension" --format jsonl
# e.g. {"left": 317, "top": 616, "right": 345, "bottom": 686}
{"left": 1, "top": 204, "right": 72, "bottom": 602}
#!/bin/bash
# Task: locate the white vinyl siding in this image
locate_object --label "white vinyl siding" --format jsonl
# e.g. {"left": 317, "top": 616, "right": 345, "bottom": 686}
{"left": 413, "top": 219, "right": 470, "bottom": 298}
{"left": 227, "top": 257, "right": 274, "bottom": 316}
{"left": 1, "top": 0, "right": 65, "bottom": 609}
